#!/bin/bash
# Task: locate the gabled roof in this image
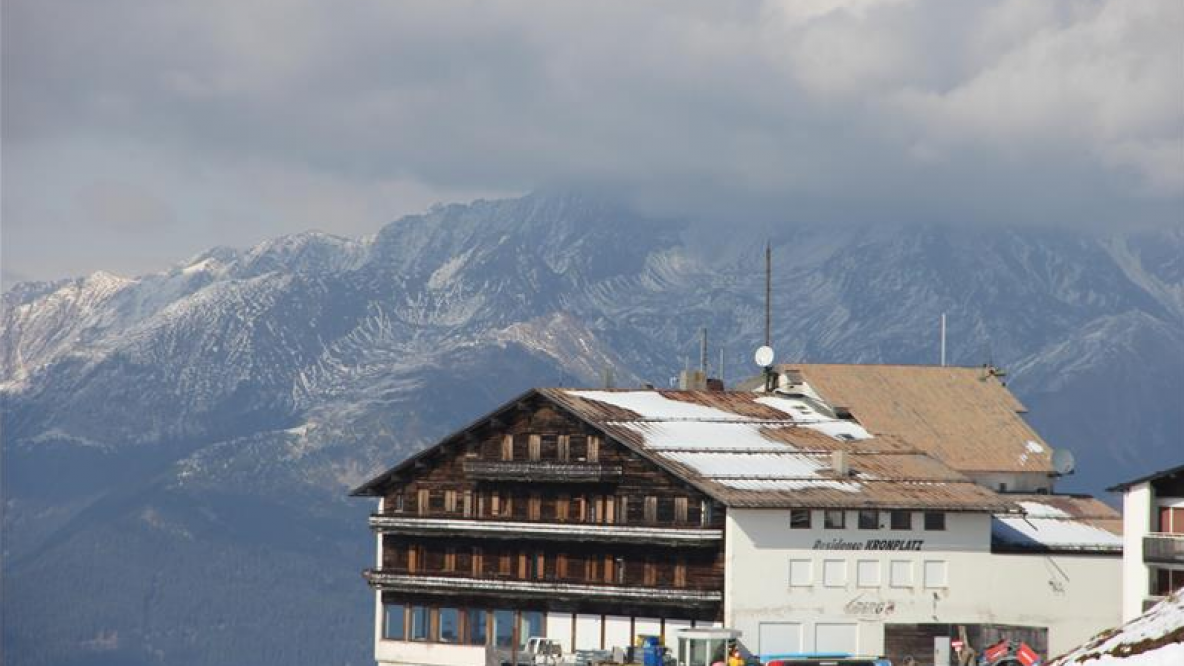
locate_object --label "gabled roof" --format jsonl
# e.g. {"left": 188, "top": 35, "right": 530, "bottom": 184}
{"left": 1107, "top": 463, "right": 1184, "bottom": 492}
{"left": 352, "top": 386, "right": 1016, "bottom": 512}
{"left": 545, "top": 388, "right": 1014, "bottom": 511}
{"left": 991, "top": 493, "right": 1122, "bottom": 553}
{"left": 751, "top": 363, "right": 1058, "bottom": 474}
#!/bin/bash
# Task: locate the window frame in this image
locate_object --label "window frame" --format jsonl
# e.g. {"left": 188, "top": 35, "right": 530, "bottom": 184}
{"left": 889, "top": 510, "right": 912, "bottom": 530}
{"left": 858, "top": 510, "right": 880, "bottom": 530}
{"left": 824, "top": 509, "right": 846, "bottom": 530}
{"left": 790, "top": 509, "right": 812, "bottom": 530}
{"left": 924, "top": 511, "right": 947, "bottom": 531}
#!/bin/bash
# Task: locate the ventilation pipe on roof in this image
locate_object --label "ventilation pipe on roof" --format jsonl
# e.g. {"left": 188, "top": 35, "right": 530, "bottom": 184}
{"left": 831, "top": 450, "right": 850, "bottom": 477}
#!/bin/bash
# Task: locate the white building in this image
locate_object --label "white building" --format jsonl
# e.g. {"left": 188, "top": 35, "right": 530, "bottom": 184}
{"left": 353, "top": 364, "right": 1122, "bottom": 665}
{"left": 1109, "top": 464, "right": 1184, "bottom": 622}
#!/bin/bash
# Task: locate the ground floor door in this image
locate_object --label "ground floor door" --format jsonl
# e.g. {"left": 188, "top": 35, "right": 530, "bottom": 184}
{"left": 758, "top": 622, "right": 803, "bottom": 658}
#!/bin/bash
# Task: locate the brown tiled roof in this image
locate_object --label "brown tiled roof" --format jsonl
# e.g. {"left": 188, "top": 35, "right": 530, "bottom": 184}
{"left": 542, "top": 388, "right": 1016, "bottom": 511}
{"left": 784, "top": 364, "right": 1056, "bottom": 474}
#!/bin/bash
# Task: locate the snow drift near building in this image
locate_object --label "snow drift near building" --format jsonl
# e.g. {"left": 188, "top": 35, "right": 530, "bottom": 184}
{"left": 1050, "top": 590, "right": 1184, "bottom": 666}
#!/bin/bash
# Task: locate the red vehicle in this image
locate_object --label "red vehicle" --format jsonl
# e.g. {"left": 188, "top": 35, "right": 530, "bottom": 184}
{"left": 979, "top": 639, "right": 1042, "bottom": 666}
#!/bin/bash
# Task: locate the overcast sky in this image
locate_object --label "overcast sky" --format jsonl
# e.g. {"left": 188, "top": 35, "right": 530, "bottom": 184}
{"left": 3, "top": 0, "right": 1182, "bottom": 283}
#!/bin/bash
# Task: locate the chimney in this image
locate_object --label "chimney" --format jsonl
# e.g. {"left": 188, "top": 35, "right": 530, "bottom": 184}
{"left": 678, "top": 369, "right": 708, "bottom": 391}
{"left": 831, "top": 450, "right": 850, "bottom": 477}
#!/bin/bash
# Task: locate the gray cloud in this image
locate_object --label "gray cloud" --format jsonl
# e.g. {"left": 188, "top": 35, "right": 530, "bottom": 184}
{"left": 3, "top": 0, "right": 1182, "bottom": 280}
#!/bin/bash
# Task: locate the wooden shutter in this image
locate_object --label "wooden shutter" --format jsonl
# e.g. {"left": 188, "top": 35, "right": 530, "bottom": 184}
{"left": 463, "top": 491, "right": 473, "bottom": 517}
{"left": 558, "top": 435, "right": 570, "bottom": 462}
{"left": 529, "top": 494, "right": 542, "bottom": 521}
{"left": 587, "top": 436, "right": 600, "bottom": 462}
{"left": 501, "top": 434, "right": 513, "bottom": 461}
{"left": 472, "top": 548, "right": 483, "bottom": 576}
{"left": 417, "top": 489, "right": 430, "bottom": 516}
{"left": 557, "top": 495, "right": 570, "bottom": 522}
{"left": 674, "top": 559, "right": 686, "bottom": 588}
{"left": 674, "top": 497, "right": 688, "bottom": 524}
{"left": 644, "top": 496, "right": 658, "bottom": 523}
{"left": 557, "top": 553, "right": 568, "bottom": 579}
{"left": 528, "top": 434, "right": 541, "bottom": 461}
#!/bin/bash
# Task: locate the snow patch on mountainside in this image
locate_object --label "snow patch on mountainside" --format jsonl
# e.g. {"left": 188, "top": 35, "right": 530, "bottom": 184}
{"left": 1051, "top": 591, "right": 1184, "bottom": 666}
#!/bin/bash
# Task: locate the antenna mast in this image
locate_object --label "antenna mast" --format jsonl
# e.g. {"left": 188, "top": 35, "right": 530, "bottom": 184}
{"left": 765, "top": 241, "right": 772, "bottom": 348}
{"left": 700, "top": 327, "right": 708, "bottom": 374}
{"left": 940, "top": 313, "right": 947, "bottom": 367}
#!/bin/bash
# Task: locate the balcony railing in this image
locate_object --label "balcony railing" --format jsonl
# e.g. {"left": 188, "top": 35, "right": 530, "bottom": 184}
{"left": 1144, "top": 533, "right": 1184, "bottom": 564}
{"left": 364, "top": 569, "right": 722, "bottom": 609}
{"left": 462, "top": 460, "right": 623, "bottom": 483}
{"left": 370, "top": 514, "right": 723, "bottom": 546}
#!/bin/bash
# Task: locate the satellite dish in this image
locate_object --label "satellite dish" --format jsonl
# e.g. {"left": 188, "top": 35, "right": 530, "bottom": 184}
{"left": 1052, "top": 448, "right": 1076, "bottom": 476}
{"left": 754, "top": 345, "right": 775, "bottom": 368}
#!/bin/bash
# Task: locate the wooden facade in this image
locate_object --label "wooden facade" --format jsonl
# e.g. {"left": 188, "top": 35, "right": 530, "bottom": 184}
{"left": 359, "top": 392, "right": 727, "bottom": 621}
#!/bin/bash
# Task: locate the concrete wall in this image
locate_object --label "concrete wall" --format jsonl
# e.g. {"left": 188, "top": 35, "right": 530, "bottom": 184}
{"left": 1121, "top": 482, "right": 1153, "bottom": 621}
{"left": 726, "top": 508, "right": 1120, "bottom": 661}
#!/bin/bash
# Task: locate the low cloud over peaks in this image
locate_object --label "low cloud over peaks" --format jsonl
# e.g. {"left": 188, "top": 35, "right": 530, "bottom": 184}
{"left": 4, "top": 0, "right": 1182, "bottom": 279}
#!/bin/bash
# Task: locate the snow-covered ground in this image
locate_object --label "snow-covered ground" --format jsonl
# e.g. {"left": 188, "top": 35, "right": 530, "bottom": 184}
{"left": 1051, "top": 590, "right": 1184, "bottom": 666}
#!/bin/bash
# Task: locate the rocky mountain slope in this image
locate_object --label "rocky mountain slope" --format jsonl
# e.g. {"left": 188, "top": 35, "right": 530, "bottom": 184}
{"left": 3, "top": 192, "right": 1181, "bottom": 666}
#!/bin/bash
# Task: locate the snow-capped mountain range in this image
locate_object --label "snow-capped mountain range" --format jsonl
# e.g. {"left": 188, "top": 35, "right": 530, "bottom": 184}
{"left": 3, "top": 191, "right": 1182, "bottom": 666}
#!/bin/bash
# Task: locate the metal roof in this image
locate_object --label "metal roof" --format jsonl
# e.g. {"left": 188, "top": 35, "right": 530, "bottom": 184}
{"left": 1107, "top": 463, "right": 1184, "bottom": 492}
{"left": 991, "top": 493, "right": 1122, "bottom": 553}
{"left": 741, "top": 363, "right": 1059, "bottom": 474}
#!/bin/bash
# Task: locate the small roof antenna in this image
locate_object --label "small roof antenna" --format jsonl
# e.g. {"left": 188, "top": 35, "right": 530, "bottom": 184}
{"left": 700, "top": 327, "right": 708, "bottom": 374}
{"left": 756, "top": 240, "right": 776, "bottom": 392}
{"left": 940, "top": 313, "right": 947, "bottom": 367}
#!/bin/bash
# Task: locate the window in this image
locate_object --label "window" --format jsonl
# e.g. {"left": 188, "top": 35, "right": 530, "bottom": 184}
{"left": 890, "top": 510, "right": 912, "bottom": 530}
{"left": 858, "top": 510, "right": 879, "bottom": 530}
{"left": 467, "top": 609, "right": 487, "bottom": 646}
{"left": 924, "top": 512, "right": 946, "bottom": 531}
{"left": 857, "top": 560, "right": 880, "bottom": 588}
{"left": 789, "top": 559, "right": 813, "bottom": 587}
{"left": 570, "top": 435, "right": 586, "bottom": 461}
{"left": 614, "top": 556, "right": 627, "bottom": 584}
{"left": 528, "top": 434, "right": 541, "bottom": 461}
{"left": 519, "top": 611, "right": 545, "bottom": 646}
{"left": 586, "top": 496, "right": 598, "bottom": 524}
{"left": 493, "top": 609, "right": 515, "bottom": 647}
{"left": 790, "top": 509, "right": 812, "bottom": 529}
{"left": 824, "top": 509, "right": 846, "bottom": 529}
{"left": 410, "top": 606, "right": 430, "bottom": 641}
{"left": 501, "top": 434, "right": 513, "bottom": 461}
{"left": 657, "top": 497, "right": 675, "bottom": 523}
{"left": 393, "top": 493, "right": 405, "bottom": 513}
{"left": 822, "top": 559, "right": 847, "bottom": 587}
{"left": 923, "top": 560, "right": 948, "bottom": 588}
{"left": 428, "top": 491, "right": 445, "bottom": 512}
{"left": 383, "top": 604, "right": 406, "bottom": 640}
{"left": 439, "top": 608, "right": 460, "bottom": 643}
{"left": 889, "top": 560, "right": 913, "bottom": 588}
{"left": 701, "top": 500, "right": 715, "bottom": 526}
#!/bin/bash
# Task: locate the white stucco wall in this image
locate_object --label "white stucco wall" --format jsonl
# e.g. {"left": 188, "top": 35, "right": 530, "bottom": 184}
{"left": 726, "top": 508, "right": 1120, "bottom": 660}
{"left": 1121, "top": 483, "right": 1153, "bottom": 621}
{"left": 375, "top": 641, "right": 486, "bottom": 666}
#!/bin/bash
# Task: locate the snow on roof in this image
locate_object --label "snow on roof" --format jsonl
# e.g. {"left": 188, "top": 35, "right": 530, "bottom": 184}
{"left": 1050, "top": 590, "right": 1184, "bottom": 666}
{"left": 547, "top": 388, "right": 1015, "bottom": 511}
{"left": 992, "top": 515, "right": 1122, "bottom": 551}
{"left": 564, "top": 390, "right": 750, "bottom": 421}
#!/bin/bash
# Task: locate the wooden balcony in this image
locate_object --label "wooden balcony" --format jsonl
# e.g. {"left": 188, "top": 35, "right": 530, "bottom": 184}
{"left": 1144, "top": 533, "right": 1184, "bottom": 564}
{"left": 462, "top": 460, "right": 623, "bottom": 483}
{"left": 370, "top": 514, "right": 723, "bottom": 547}
{"left": 364, "top": 569, "right": 722, "bottom": 609}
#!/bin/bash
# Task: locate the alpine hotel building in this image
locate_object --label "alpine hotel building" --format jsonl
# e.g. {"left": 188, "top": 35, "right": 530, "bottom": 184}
{"left": 352, "top": 364, "right": 1123, "bottom": 665}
